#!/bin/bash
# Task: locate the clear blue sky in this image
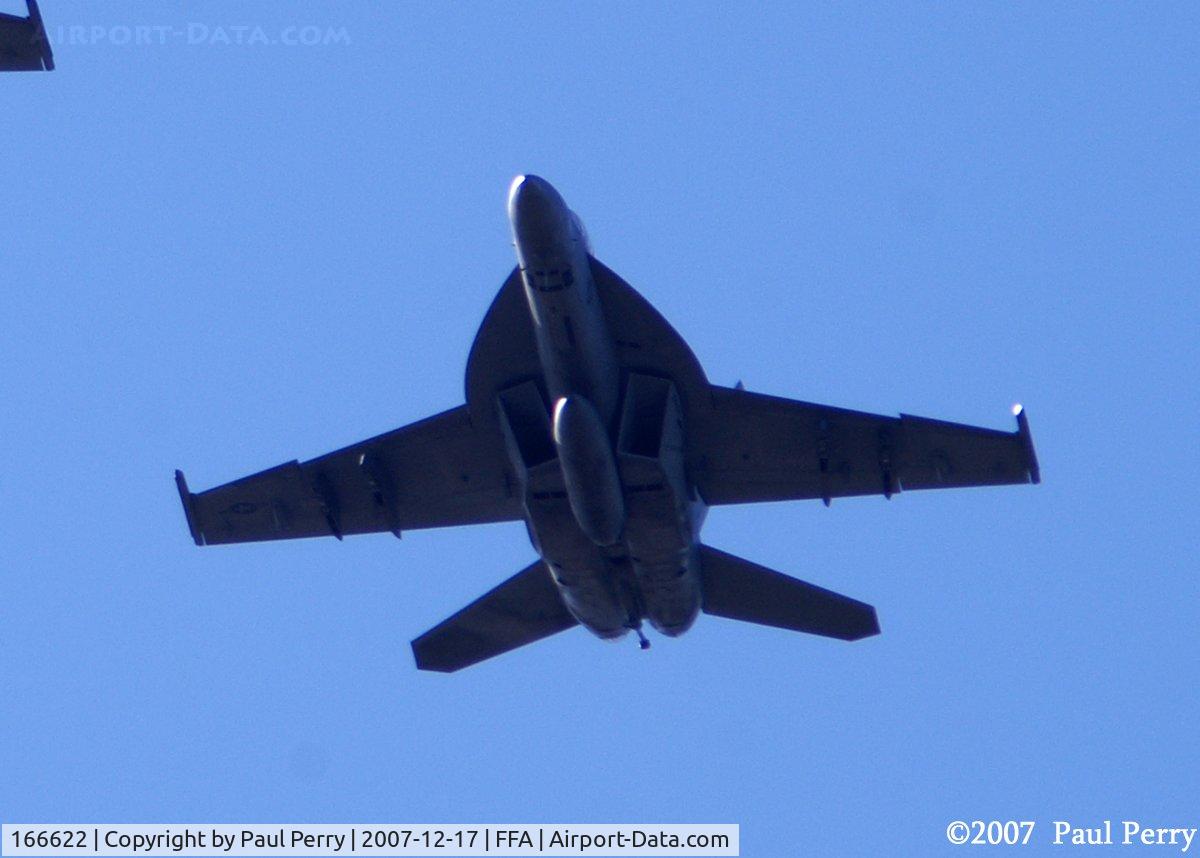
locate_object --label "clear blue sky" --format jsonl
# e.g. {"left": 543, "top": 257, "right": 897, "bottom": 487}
{"left": 3, "top": 2, "right": 1197, "bottom": 854}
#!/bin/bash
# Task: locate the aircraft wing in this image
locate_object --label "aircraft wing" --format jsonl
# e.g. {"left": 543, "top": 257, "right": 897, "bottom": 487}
{"left": 176, "top": 405, "right": 522, "bottom": 546}
{"left": 690, "top": 386, "right": 1040, "bottom": 506}
{"left": 0, "top": 1, "right": 53, "bottom": 71}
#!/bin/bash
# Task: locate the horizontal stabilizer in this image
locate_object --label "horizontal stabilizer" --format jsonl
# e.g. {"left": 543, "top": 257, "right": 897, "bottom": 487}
{"left": 699, "top": 545, "right": 879, "bottom": 640}
{"left": 412, "top": 560, "right": 578, "bottom": 672}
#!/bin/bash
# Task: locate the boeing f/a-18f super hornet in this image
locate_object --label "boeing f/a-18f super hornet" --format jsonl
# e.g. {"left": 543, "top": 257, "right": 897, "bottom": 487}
{"left": 176, "top": 175, "right": 1040, "bottom": 672}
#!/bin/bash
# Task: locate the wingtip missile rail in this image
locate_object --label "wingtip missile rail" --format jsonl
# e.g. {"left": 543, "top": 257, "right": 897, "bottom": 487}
{"left": 1012, "top": 404, "right": 1041, "bottom": 485}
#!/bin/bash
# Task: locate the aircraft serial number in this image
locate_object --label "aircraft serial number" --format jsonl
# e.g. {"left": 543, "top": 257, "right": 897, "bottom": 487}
{"left": 9, "top": 830, "right": 90, "bottom": 850}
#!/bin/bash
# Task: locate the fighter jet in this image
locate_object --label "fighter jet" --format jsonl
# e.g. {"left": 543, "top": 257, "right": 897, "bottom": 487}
{"left": 176, "top": 175, "right": 1040, "bottom": 672}
{"left": 0, "top": 1, "right": 53, "bottom": 71}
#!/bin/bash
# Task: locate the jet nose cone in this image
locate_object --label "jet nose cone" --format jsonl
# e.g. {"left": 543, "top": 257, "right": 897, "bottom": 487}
{"left": 509, "top": 173, "right": 556, "bottom": 202}
{"left": 508, "top": 174, "right": 567, "bottom": 233}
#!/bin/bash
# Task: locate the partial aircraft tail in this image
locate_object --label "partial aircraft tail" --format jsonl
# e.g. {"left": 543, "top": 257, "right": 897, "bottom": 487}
{"left": 412, "top": 560, "right": 578, "bottom": 672}
{"left": 699, "top": 545, "right": 880, "bottom": 640}
{"left": 412, "top": 548, "right": 878, "bottom": 671}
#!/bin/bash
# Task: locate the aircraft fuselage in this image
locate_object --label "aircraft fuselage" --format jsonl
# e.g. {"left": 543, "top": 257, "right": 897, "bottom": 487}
{"left": 508, "top": 175, "right": 619, "bottom": 422}
{"left": 506, "top": 175, "right": 704, "bottom": 642}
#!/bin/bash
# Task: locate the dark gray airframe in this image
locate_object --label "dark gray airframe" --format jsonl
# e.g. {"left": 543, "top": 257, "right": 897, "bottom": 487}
{"left": 177, "top": 176, "right": 1040, "bottom": 672}
{"left": 0, "top": 1, "right": 52, "bottom": 71}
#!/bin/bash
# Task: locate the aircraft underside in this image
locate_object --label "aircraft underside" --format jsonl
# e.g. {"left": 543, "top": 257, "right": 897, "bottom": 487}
{"left": 176, "top": 175, "right": 1040, "bottom": 672}
{"left": 499, "top": 374, "right": 703, "bottom": 643}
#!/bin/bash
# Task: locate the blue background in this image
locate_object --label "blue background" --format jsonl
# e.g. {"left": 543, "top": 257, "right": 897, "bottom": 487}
{"left": 3, "top": 2, "right": 1197, "bottom": 854}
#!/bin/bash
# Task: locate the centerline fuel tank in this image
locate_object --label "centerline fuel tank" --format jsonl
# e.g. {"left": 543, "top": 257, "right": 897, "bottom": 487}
{"left": 552, "top": 394, "right": 625, "bottom": 546}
